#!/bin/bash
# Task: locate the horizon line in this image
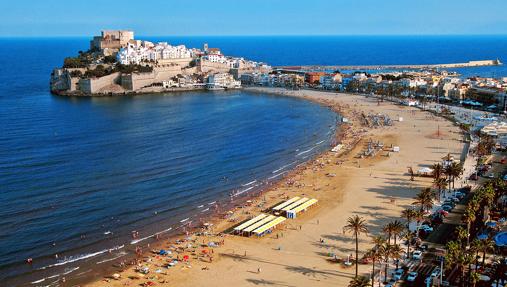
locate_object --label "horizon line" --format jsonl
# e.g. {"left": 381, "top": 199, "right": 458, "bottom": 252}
{"left": 1, "top": 33, "right": 507, "bottom": 39}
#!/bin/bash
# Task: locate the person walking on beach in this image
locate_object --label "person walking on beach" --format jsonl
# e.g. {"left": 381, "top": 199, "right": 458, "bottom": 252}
{"left": 257, "top": 267, "right": 261, "bottom": 274}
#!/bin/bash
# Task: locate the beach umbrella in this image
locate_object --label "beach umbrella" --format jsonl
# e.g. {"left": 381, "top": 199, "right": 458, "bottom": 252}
{"left": 477, "top": 234, "right": 488, "bottom": 240}
{"left": 480, "top": 275, "right": 490, "bottom": 281}
{"left": 183, "top": 255, "right": 189, "bottom": 261}
{"left": 486, "top": 221, "right": 497, "bottom": 227}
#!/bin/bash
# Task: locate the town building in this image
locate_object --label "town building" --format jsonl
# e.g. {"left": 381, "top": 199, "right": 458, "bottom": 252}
{"left": 207, "top": 73, "right": 241, "bottom": 89}
{"left": 305, "top": 72, "right": 326, "bottom": 84}
{"left": 90, "top": 30, "right": 134, "bottom": 52}
{"left": 320, "top": 73, "right": 342, "bottom": 89}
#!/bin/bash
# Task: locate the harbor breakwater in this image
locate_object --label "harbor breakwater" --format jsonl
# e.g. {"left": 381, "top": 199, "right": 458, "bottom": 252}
{"left": 276, "top": 59, "right": 503, "bottom": 72}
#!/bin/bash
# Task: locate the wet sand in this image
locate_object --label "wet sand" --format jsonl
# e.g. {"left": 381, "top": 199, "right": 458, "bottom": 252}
{"left": 82, "top": 89, "right": 464, "bottom": 287}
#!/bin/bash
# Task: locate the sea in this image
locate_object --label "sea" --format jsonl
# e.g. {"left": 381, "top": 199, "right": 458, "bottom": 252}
{"left": 0, "top": 35, "right": 506, "bottom": 286}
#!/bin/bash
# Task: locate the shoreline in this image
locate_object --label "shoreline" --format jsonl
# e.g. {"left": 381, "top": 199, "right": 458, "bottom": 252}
{"left": 16, "top": 89, "right": 343, "bottom": 287}
{"left": 33, "top": 88, "right": 464, "bottom": 287}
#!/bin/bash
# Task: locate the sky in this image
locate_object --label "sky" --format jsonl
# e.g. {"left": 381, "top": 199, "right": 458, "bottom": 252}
{"left": 1, "top": 0, "right": 507, "bottom": 37}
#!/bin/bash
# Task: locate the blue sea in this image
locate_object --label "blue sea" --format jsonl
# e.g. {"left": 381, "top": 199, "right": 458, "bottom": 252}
{"left": 1, "top": 36, "right": 506, "bottom": 286}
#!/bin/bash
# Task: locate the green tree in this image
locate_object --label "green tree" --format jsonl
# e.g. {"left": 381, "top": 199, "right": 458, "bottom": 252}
{"left": 344, "top": 215, "right": 369, "bottom": 277}
{"left": 365, "top": 247, "right": 382, "bottom": 287}
{"left": 477, "top": 238, "right": 495, "bottom": 266}
{"left": 348, "top": 276, "right": 371, "bottom": 287}
{"left": 413, "top": 188, "right": 436, "bottom": 212}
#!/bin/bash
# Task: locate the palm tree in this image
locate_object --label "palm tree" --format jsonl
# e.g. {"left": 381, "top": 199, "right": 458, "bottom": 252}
{"left": 463, "top": 205, "right": 476, "bottom": 247}
{"left": 389, "top": 244, "right": 403, "bottom": 270}
{"left": 344, "top": 215, "right": 369, "bottom": 277}
{"left": 434, "top": 177, "right": 447, "bottom": 202}
{"left": 413, "top": 188, "right": 436, "bottom": 212}
{"left": 477, "top": 238, "right": 495, "bottom": 266}
{"left": 348, "top": 276, "right": 371, "bottom": 287}
{"left": 371, "top": 235, "right": 386, "bottom": 247}
{"left": 413, "top": 210, "right": 424, "bottom": 234}
{"left": 390, "top": 220, "right": 404, "bottom": 246}
{"left": 365, "top": 248, "right": 382, "bottom": 287}
{"left": 378, "top": 243, "right": 390, "bottom": 283}
{"left": 403, "top": 231, "right": 415, "bottom": 258}
{"left": 449, "top": 161, "right": 463, "bottom": 190}
{"left": 370, "top": 235, "right": 386, "bottom": 287}
{"left": 379, "top": 243, "right": 402, "bottom": 282}
{"left": 401, "top": 208, "right": 416, "bottom": 226}
{"left": 431, "top": 163, "right": 444, "bottom": 180}
{"left": 470, "top": 271, "right": 480, "bottom": 287}
{"left": 382, "top": 222, "right": 395, "bottom": 245}
{"left": 446, "top": 239, "right": 475, "bottom": 287}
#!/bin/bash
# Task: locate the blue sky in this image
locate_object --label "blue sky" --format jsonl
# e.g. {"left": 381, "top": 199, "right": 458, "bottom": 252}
{"left": 2, "top": 0, "right": 507, "bottom": 37}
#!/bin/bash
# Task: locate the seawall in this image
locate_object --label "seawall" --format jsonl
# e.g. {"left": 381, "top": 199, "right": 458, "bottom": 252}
{"left": 276, "top": 59, "right": 503, "bottom": 71}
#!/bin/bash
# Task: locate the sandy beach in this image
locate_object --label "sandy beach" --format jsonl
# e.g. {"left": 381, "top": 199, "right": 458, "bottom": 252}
{"left": 82, "top": 88, "right": 464, "bottom": 287}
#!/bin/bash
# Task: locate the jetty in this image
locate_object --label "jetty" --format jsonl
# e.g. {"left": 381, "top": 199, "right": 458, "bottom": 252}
{"left": 275, "top": 59, "right": 502, "bottom": 72}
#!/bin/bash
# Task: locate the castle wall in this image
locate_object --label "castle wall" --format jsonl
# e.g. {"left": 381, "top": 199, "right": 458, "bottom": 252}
{"left": 120, "top": 66, "right": 182, "bottom": 91}
{"left": 78, "top": 72, "right": 120, "bottom": 94}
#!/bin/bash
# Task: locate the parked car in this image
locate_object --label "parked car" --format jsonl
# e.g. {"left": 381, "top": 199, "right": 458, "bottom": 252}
{"left": 485, "top": 173, "right": 495, "bottom": 179}
{"left": 425, "top": 276, "right": 435, "bottom": 285}
{"left": 437, "top": 210, "right": 449, "bottom": 216}
{"left": 412, "top": 250, "right": 423, "bottom": 260}
{"left": 449, "top": 197, "right": 460, "bottom": 203}
{"left": 469, "top": 174, "right": 478, "bottom": 180}
{"left": 442, "top": 205, "right": 453, "bottom": 212}
{"left": 421, "top": 225, "right": 434, "bottom": 232}
{"left": 407, "top": 271, "right": 418, "bottom": 282}
{"left": 430, "top": 268, "right": 441, "bottom": 278}
{"left": 444, "top": 199, "right": 456, "bottom": 206}
{"left": 393, "top": 268, "right": 404, "bottom": 280}
{"left": 431, "top": 215, "right": 443, "bottom": 225}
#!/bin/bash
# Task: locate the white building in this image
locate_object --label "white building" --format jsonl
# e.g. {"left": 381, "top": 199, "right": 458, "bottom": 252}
{"left": 117, "top": 41, "right": 193, "bottom": 65}
{"left": 320, "top": 73, "right": 342, "bottom": 89}
{"left": 207, "top": 73, "right": 241, "bottom": 89}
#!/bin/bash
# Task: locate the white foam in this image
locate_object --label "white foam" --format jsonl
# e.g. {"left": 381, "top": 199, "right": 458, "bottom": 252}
{"left": 180, "top": 218, "right": 189, "bottom": 223}
{"left": 235, "top": 186, "right": 254, "bottom": 196}
{"left": 268, "top": 171, "right": 287, "bottom": 180}
{"left": 316, "top": 140, "right": 325, "bottom": 145}
{"left": 96, "top": 251, "right": 127, "bottom": 264}
{"left": 272, "top": 161, "right": 296, "bottom": 173}
{"left": 39, "top": 246, "right": 123, "bottom": 270}
{"left": 297, "top": 146, "right": 317, "bottom": 156}
{"left": 242, "top": 180, "right": 257, "bottom": 186}
{"left": 31, "top": 267, "right": 79, "bottom": 284}
{"left": 130, "top": 227, "right": 173, "bottom": 245}
{"left": 201, "top": 208, "right": 210, "bottom": 212}
{"left": 208, "top": 201, "right": 216, "bottom": 205}
{"left": 197, "top": 205, "right": 204, "bottom": 208}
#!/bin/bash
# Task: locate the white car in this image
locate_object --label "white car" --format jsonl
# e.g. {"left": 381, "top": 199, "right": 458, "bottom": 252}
{"left": 412, "top": 250, "right": 423, "bottom": 260}
{"left": 393, "top": 268, "right": 404, "bottom": 280}
{"left": 421, "top": 225, "right": 434, "bottom": 232}
{"left": 407, "top": 271, "right": 418, "bottom": 282}
{"left": 430, "top": 268, "right": 441, "bottom": 278}
{"left": 425, "top": 276, "right": 434, "bottom": 285}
